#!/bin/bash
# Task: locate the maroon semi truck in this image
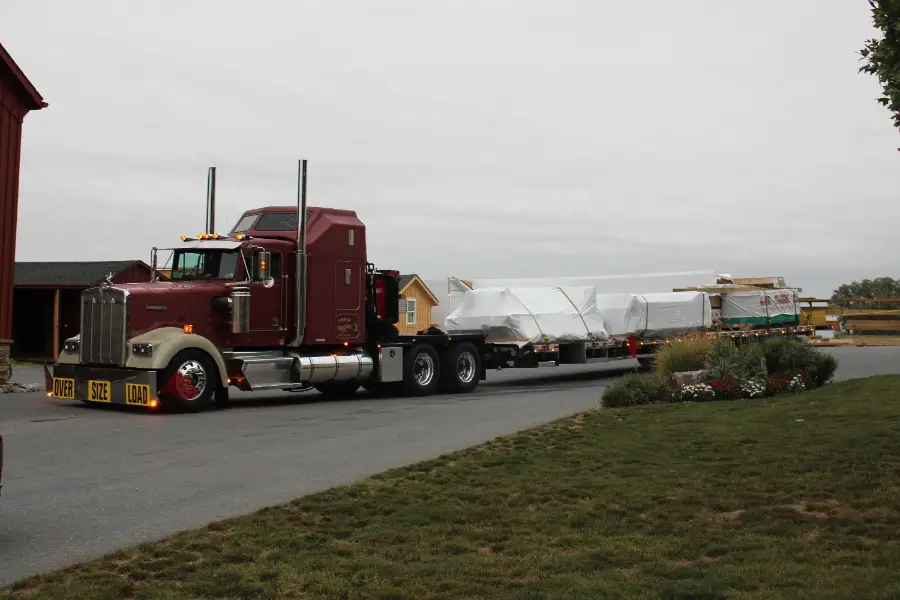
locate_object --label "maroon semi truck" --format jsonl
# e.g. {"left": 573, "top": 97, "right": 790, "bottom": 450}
{"left": 46, "top": 161, "right": 500, "bottom": 411}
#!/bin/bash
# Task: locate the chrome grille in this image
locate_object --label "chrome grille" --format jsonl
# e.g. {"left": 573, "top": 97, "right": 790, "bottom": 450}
{"left": 80, "top": 287, "right": 128, "bottom": 365}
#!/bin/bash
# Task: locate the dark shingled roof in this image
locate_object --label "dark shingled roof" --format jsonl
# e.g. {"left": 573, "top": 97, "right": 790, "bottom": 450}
{"left": 15, "top": 261, "right": 148, "bottom": 287}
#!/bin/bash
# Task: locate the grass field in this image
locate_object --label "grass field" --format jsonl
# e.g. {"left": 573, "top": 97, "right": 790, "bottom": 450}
{"left": 5, "top": 376, "right": 900, "bottom": 600}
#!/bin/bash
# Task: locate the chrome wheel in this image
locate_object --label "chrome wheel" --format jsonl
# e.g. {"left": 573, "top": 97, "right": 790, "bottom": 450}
{"left": 457, "top": 351, "right": 476, "bottom": 384}
{"left": 175, "top": 359, "right": 207, "bottom": 401}
{"left": 414, "top": 352, "right": 435, "bottom": 386}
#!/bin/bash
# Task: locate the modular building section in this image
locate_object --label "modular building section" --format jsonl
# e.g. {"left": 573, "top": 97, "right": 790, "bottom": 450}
{"left": 720, "top": 289, "right": 800, "bottom": 326}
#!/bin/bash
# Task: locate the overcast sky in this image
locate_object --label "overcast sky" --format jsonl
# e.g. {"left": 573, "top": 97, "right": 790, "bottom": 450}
{"left": 3, "top": 0, "right": 897, "bottom": 298}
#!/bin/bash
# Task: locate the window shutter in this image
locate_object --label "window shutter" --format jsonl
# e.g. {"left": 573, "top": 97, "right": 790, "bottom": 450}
{"left": 398, "top": 298, "right": 408, "bottom": 313}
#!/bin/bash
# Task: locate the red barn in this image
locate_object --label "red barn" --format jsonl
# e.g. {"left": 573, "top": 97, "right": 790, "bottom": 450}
{"left": 0, "top": 43, "right": 46, "bottom": 381}
{"left": 13, "top": 261, "right": 154, "bottom": 361}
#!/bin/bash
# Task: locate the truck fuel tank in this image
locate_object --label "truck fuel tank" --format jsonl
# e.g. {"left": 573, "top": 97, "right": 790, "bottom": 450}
{"left": 295, "top": 353, "right": 374, "bottom": 385}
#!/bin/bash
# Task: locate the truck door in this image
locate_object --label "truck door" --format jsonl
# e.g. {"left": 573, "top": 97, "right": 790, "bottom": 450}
{"left": 249, "top": 251, "right": 285, "bottom": 341}
{"left": 334, "top": 260, "right": 363, "bottom": 341}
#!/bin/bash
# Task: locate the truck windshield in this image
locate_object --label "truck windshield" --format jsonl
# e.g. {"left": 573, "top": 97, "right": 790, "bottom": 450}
{"left": 170, "top": 250, "right": 240, "bottom": 280}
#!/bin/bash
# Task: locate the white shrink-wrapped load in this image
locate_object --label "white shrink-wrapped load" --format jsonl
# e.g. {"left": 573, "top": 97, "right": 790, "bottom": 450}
{"left": 623, "top": 291, "right": 712, "bottom": 338}
{"left": 594, "top": 293, "right": 635, "bottom": 337}
{"left": 721, "top": 289, "right": 799, "bottom": 326}
{"left": 444, "top": 286, "right": 610, "bottom": 345}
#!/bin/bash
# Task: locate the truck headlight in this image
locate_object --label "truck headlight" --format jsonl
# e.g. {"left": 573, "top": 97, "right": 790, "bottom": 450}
{"left": 132, "top": 343, "right": 153, "bottom": 357}
{"left": 63, "top": 340, "right": 80, "bottom": 353}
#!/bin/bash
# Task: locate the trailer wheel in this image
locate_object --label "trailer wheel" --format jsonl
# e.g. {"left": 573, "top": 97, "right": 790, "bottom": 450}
{"left": 440, "top": 342, "right": 481, "bottom": 394}
{"left": 158, "top": 349, "right": 217, "bottom": 412}
{"left": 401, "top": 344, "right": 441, "bottom": 396}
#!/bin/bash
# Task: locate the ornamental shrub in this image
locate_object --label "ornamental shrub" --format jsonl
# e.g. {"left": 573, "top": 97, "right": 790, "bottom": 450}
{"left": 705, "top": 337, "right": 767, "bottom": 383}
{"left": 763, "top": 338, "right": 838, "bottom": 389}
{"left": 601, "top": 374, "right": 668, "bottom": 407}
{"left": 809, "top": 351, "right": 839, "bottom": 387}
{"left": 653, "top": 336, "right": 712, "bottom": 380}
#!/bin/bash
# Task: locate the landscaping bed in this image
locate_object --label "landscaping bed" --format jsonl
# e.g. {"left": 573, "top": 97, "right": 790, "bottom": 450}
{"left": 4, "top": 373, "right": 899, "bottom": 599}
{"left": 603, "top": 336, "right": 839, "bottom": 407}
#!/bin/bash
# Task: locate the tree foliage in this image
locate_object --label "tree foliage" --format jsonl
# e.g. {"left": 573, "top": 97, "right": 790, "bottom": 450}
{"left": 860, "top": 0, "right": 900, "bottom": 138}
{"left": 831, "top": 277, "right": 900, "bottom": 308}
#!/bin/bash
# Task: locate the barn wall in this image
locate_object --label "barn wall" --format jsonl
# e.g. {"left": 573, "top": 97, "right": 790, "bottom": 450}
{"left": 115, "top": 263, "right": 153, "bottom": 284}
{"left": 0, "top": 74, "right": 26, "bottom": 343}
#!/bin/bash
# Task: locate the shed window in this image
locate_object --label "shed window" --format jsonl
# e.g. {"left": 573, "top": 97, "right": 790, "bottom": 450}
{"left": 406, "top": 298, "right": 416, "bottom": 325}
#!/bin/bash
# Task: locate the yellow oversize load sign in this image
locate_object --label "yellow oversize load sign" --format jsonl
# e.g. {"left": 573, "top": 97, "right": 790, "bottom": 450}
{"left": 125, "top": 383, "right": 152, "bottom": 406}
{"left": 52, "top": 377, "right": 75, "bottom": 400}
{"left": 88, "top": 380, "right": 111, "bottom": 403}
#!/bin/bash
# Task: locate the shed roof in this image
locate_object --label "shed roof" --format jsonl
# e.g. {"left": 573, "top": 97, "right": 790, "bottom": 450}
{"left": 399, "top": 274, "right": 439, "bottom": 304}
{"left": 0, "top": 42, "right": 47, "bottom": 110}
{"left": 15, "top": 261, "right": 149, "bottom": 287}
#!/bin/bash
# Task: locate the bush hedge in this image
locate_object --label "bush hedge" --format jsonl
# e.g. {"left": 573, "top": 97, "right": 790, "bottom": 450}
{"left": 652, "top": 336, "right": 710, "bottom": 380}
{"left": 604, "top": 337, "right": 839, "bottom": 408}
{"left": 601, "top": 373, "right": 667, "bottom": 408}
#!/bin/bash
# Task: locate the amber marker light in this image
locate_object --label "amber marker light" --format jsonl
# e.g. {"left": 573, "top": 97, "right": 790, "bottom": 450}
{"left": 149, "top": 399, "right": 159, "bottom": 408}
{"left": 183, "top": 324, "right": 194, "bottom": 334}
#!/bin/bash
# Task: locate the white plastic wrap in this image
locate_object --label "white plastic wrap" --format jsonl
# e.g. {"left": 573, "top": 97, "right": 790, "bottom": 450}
{"left": 443, "top": 285, "right": 610, "bottom": 345}
{"left": 594, "top": 293, "right": 635, "bottom": 336}
{"left": 721, "top": 290, "right": 798, "bottom": 325}
{"left": 469, "top": 271, "right": 717, "bottom": 294}
{"left": 623, "top": 291, "right": 712, "bottom": 338}
{"left": 423, "top": 277, "right": 472, "bottom": 328}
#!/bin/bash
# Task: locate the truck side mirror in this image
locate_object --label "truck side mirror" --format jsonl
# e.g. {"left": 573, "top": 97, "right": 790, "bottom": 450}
{"left": 254, "top": 251, "right": 272, "bottom": 285}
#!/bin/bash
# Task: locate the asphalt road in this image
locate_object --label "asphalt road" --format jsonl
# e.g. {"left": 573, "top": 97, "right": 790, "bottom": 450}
{"left": 0, "top": 347, "right": 896, "bottom": 586}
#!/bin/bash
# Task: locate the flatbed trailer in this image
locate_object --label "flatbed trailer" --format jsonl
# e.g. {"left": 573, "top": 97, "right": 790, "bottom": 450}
{"left": 444, "top": 324, "right": 816, "bottom": 373}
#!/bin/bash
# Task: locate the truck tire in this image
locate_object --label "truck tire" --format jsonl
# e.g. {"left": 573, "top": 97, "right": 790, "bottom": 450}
{"left": 401, "top": 344, "right": 441, "bottom": 397}
{"left": 158, "top": 349, "right": 217, "bottom": 413}
{"left": 440, "top": 342, "right": 481, "bottom": 394}
{"left": 315, "top": 380, "right": 360, "bottom": 400}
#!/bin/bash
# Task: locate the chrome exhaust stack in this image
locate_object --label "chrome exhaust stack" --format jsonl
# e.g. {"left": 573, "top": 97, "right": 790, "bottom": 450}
{"left": 206, "top": 166, "right": 217, "bottom": 234}
{"left": 289, "top": 159, "right": 308, "bottom": 346}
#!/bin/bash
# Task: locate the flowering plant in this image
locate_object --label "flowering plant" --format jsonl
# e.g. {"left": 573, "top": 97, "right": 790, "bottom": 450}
{"left": 740, "top": 379, "right": 766, "bottom": 398}
{"left": 708, "top": 373, "right": 741, "bottom": 400}
{"left": 673, "top": 382, "right": 716, "bottom": 402}
{"left": 765, "top": 371, "right": 808, "bottom": 394}
{"left": 788, "top": 373, "right": 807, "bottom": 392}
{"left": 765, "top": 372, "right": 792, "bottom": 395}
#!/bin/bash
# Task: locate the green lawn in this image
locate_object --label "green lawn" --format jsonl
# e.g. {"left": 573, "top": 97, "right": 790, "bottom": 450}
{"left": 6, "top": 376, "right": 900, "bottom": 600}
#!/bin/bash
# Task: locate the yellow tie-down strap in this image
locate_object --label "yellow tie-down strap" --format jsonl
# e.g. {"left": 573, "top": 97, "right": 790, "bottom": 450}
{"left": 511, "top": 295, "right": 550, "bottom": 344}
{"left": 556, "top": 287, "right": 595, "bottom": 342}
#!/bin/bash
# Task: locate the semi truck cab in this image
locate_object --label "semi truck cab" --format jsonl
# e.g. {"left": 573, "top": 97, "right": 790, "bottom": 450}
{"left": 45, "top": 164, "right": 488, "bottom": 411}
